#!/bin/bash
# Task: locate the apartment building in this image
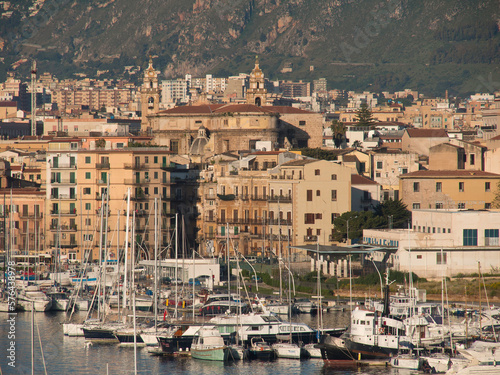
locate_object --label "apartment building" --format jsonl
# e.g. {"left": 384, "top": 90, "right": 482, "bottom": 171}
{"left": 268, "top": 159, "right": 351, "bottom": 248}
{"left": 46, "top": 139, "right": 173, "bottom": 262}
{"left": 399, "top": 170, "right": 500, "bottom": 210}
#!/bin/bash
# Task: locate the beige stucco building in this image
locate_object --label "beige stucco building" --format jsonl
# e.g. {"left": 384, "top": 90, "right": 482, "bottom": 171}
{"left": 399, "top": 170, "right": 500, "bottom": 210}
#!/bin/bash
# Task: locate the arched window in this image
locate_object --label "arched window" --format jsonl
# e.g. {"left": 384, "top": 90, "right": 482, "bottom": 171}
{"left": 255, "top": 97, "right": 261, "bottom": 107}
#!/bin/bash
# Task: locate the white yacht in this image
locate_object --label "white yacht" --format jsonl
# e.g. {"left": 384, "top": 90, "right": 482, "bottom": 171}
{"left": 17, "top": 286, "right": 52, "bottom": 312}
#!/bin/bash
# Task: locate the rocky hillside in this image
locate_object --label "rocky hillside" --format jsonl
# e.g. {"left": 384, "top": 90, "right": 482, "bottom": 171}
{"left": 0, "top": 0, "right": 498, "bottom": 95}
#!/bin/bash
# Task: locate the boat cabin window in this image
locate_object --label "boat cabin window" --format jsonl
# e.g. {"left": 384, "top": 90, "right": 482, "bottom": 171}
{"left": 262, "top": 316, "right": 280, "bottom": 323}
{"left": 250, "top": 326, "right": 261, "bottom": 331}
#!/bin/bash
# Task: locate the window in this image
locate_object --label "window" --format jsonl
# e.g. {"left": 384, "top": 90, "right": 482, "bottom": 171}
{"left": 154, "top": 156, "right": 158, "bottom": 163}
{"left": 85, "top": 172, "right": 91, "bottom": 179}
{"left": 458, "top": 203, "right": 465, "bottom": 209}
{"left": 305, "top": 213, "right": 315, "bottom": 224}
{"left": 413, "top": 203, "right": 421, "bottom": 209}
{"left": 485, "top": 203, "right": 492, "bottom": 209}
{"left": 83, "top": 188, "right": 91, "bottom": 195}
{"left": 376, "top": 161, "right": 383, "bottom": 169}
{"left": 299, "top": 120, "right": 306, "bottom": 126}
{"left": 413, "top": 182, "right": 420, "bottom": 192}
{"left": 436, "top": 182, "right": 442, "bottom": 192}
{"left": 83, "top": 234, "right": 93, "bottom": 241}
{"left": 416, "top": 255, "right": 422, "bottom": 259}
{"left": 331, "top": 174, "right": 337, "bottom": 180}
{"left": 85, "top": 156, "right": 91, "bottom": 164}
{"left": 470, "top": 154, "right": 475, "bottom": 165}
{"left": 145, "top": 156, "right": 149, "bottom": 164}
{"left": 376, "top": 172, "right": 381, "bottom": 178}
{"left": 485, "top": 229, "right": 499, "bottom": 246}
{"left": 154, "top": 171, "right": 158, "bottom": 179}
{"left": 307, "top": 190, "right": 312, "bottom": 201}
{"left": 85, "top": 218, "right": 91, "bottom": 226}
{"left": 315, "top": 169, "right": 320, "bottom": 176}
{"left": 331, "top": 190, "right": 337, "bottom": 201}
{"left": 485, "top": 182, "right": 491, "bottom": 192}
{"left": 85, "top": 203, "right": 91, "bottom": 210}
{"left": 459, "top": 182, "right": 464, "bottom": 192}
{"left": 436, "top": 252, "right": 447, "bottom": 265}
{"left": 435, "top": 202, "right": 443, "bottom": 209}
{"left": 463, "top": 229, "right": 478, "bottom": 246}
{"left": 316, "top": 190, "right": 320, "bottom": 197}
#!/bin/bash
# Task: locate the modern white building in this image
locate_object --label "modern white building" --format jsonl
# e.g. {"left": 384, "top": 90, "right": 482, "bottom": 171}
{"left": 363, "top": 209, "right": 500, "bottom": 278}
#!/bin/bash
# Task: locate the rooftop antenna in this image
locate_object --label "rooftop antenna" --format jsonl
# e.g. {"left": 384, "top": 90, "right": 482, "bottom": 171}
{"left": 31, "top": 60, "right": 37, "bottom": 137}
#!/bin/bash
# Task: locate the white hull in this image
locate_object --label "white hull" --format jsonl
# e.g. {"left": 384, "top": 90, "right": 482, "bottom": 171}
{"left": 63, "top": 323, "right": 85, "bottom": 337}
{"left": 390, "top": 355, "right": 420, "bottom": 370}
{"left": 52, "top": 298, "right": 70, "bottom": 311}
{"left": 303, "top": 343, "right": 322, "bottom": 358}
{"left": 273, "top": 343, "right": 302, "bottom": 359}
{"left": 18, "top": 298, "right": 52, "bottom": 312}
{"left": 267, "top": 304, "right": 289, "bottom": 315}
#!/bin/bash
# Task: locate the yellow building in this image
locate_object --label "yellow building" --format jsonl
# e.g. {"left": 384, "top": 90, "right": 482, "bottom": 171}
{"left": 46, "top": 140, "right": 173, "bottom": 262}
{"left": 399, "top": 170, "right": 500, "bottom": 210}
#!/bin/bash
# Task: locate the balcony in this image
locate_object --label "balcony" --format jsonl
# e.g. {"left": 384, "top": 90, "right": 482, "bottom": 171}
{"left": 50, "top": 209, "right": 77, "bottom": 216}
{"left": 124, "top": 163, "right": 148, "bottom": 170}
{"left": 304, "top": 235, "right": 318, "bottom": 242}
{"left": 96, "top": 162, "right": 110, "bottom": 169}
{"left": 205, "top": 216, "right": 216, "bottom": 222}
{"left": 50, "top": 241, "right": 77, "bottom": 249}
{"left": 96, "top": 179, "right": 109, "bottom": 185}
{"left": 132, "top": 194, "right": 149, "bottom": 202}
{"left": 51, "top": 163, "right": 76, "bottom": 169}
{"left": 268, "top": 195, "right": 292, "bottom": 203}
{"left": 51, "top": 194, "right": 77, "bottom": 200}
{"left": 50, "top": 179, "right": 77, "bottom": 185}
{"left": 19, "top": 212, "right": 43, "bottom": 219}
{"left": 124, "top": 179, "right": 150, "bottom": 185}
{"left": 50, "top": 224, "right": 77, "bottom": 231}
{"left": 267, "top": 219, "right": 292, "bottom": 226}
{"left": 239, "top": 195, "right": 250, "bottom": 201}
{"left": 205, "top": 194, "right": 217, "bottom": 200}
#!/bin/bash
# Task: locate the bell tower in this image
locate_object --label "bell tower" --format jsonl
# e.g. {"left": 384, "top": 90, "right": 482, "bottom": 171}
{"left": 246, "top": 55, "right": 267, "bottom": 106}
{"left": 141, "top": 56, "right": 160, "bottom": 127}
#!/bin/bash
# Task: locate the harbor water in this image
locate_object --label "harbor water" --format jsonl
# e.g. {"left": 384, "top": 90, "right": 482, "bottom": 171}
{"left": 0, "top": 308, "right": 404, "bottom": 375}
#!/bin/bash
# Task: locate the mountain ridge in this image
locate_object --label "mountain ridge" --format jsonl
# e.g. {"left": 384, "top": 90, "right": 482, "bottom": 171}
{"left": 0, "top": 0, "right": 498, "bottom": 96}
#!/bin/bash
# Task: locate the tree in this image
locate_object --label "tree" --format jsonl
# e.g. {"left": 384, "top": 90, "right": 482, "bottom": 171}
{"left": 373, "top": 199, "right": 412, "bottom": 228}
{"left": 330, "top": 120, "right": 346, "bottom": 148}
{"left": 354, "top": 102, "right": 375, "bottom": 126}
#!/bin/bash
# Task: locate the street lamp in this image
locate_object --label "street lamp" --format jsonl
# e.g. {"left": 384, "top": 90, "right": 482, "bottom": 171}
{"left": 367, "top": 253, "right": 383, "bottom": 299}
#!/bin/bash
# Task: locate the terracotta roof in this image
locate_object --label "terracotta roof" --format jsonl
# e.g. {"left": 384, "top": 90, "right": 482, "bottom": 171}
{"left": 351, "top": 174, "right": 379, "bottom": 185}
{"left": 400, "top": 170, "right": 500, "bottom": 178}
{"left": 343, "top": 155, "right": 359, "bottom": 162}
{"left": 159, "top": 103, "right": 277, "bottom": 115}
{"left": 281, "top": 159, "right": 317, "bottom": 167}
{"left": 406, "top": 128, "right": 448, "bottom": 138}
{"left": 490, "top": 134, "right": 500, "bottom": 141}
{"left": 261, "top": 106, "right": 314, "bottom": 114}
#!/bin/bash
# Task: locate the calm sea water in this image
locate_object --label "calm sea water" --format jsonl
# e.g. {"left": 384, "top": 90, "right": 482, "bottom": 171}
{"left": 0, "top": 309, "right": 404, "bottom": 375}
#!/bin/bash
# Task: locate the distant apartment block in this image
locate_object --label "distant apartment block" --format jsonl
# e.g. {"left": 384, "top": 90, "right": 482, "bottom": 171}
{"left": 280, "top": 81, "right": 310, "bottom": 98}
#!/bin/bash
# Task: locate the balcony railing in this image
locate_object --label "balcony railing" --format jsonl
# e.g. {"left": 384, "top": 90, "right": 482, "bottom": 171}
{"left": 19, "top": 212, "right": 43, "bottom": 219}
{"left": 50, "top": 224, "right": 77, "bottom": 231}
{"left": 96, "top": 162, "right": 110, "bottom": 169}
{"left": 124, "top": 163, "right": 148, "bottom": 170}
{"left": 50, "top": 209, "right": 77, "bottom": 216}
{"left": 205, "top": 216, "right": 216, "bottom": 222}
{"left": 50, "top": 241, "right": 77, "bottom": 248}
{"left": 160, "top": 163, "right": 177, "bottom": 170}
{"left": 51, "top": 163, "right": 76, "bottom": 169}
{"left": 304, "top": 235, "right": 318, "bottom": 242}
{"left": 50, "top": 179, "right": 77, "bottom": 185}
{"left": 267, "top": 219, "right": 292, "bottom": 226}
{"left": 205, "top": 194, "right": 217, "bottom": 200}
{"left": 216, "top": 218, "right": 264, "bottom": 225}
{"left": 124, "top": 179, "right": 150, "bottom": 185}
{"left": 51, "top": 194, "right": 77, "bottom": 200}
{"left": 268, "top": 195, "right": 292, "bottom": 203}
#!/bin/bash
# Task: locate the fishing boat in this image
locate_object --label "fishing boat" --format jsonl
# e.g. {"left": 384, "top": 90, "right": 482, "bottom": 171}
{"left": 316, "top": 335, "right": 356, "bottom": 365}
{"left": 248, "top": 337, "right": 276, "bottom": 360}
{"left": 191, "top": 326, "right": 230, "bottom": 361}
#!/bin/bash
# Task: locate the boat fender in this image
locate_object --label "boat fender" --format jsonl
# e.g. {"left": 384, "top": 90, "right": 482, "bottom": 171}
{"left": 379, "top": 327, "right": 384, "bottom": 334}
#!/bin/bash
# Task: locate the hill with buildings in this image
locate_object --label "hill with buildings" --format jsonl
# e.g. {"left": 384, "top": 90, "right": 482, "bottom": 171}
{"left": 0, "top": 0, "right": 498, "bottom": 95}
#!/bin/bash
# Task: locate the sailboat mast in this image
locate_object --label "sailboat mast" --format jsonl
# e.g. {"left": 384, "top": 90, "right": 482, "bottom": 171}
{"left": 97, "top": 191, "right": 105, "bottom": 320}
{"left": 174, "top": 213, "right": 178, "bottom": 318}
{"left": 278, "top": 199, "right": 282, "bottom": 303}
{"left": 154, "top": 197, "right": 158, "bottom": 329}
{"left": 227, "top": 222, "right": 231, "bottom": 313}
{"left": 123, "top": 188, "right": 131, "bottom": 310}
